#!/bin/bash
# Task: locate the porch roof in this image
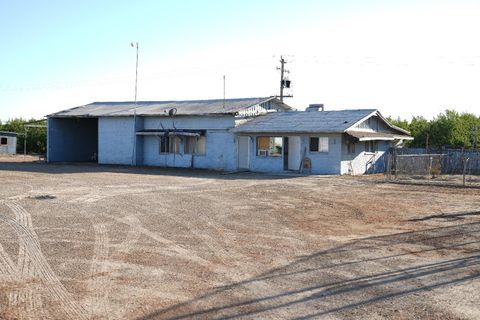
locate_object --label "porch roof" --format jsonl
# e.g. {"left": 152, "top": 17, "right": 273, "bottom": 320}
{"left": 345, "top": 130, "right": 414, "bottom": 141}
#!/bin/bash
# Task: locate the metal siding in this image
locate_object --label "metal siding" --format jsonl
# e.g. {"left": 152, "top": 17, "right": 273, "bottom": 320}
{"left": 0, "top": 135, "right": 16, "bottom": 155}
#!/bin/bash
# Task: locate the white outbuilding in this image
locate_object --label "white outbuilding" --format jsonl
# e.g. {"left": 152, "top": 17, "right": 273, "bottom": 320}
{"left": 0, "top": 131, "right": 18, "bottom": 155}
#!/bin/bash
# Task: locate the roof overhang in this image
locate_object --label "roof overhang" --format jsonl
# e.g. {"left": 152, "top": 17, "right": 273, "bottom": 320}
{"left": 0, "top": 131, "right": 18, "bottom": 137}
{"left": 136, "top": 129, "right": 205, "bottom": 137}
{"left": 345, "top": 130, "right": 414, "bottom": 141}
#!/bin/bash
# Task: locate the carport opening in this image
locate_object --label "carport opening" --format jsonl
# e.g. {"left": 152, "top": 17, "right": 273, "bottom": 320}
{"left": 48, "top": 117, "right": 98, "bottom": 162}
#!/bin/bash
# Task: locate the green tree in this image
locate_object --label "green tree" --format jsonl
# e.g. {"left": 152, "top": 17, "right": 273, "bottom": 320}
{"left": 0, "top": 118, "right": 47, "bottom": 154}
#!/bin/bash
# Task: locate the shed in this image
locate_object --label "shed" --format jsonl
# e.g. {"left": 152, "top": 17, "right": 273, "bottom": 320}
{"left": 0, "top": 131, "right": 18, "bottom": 155}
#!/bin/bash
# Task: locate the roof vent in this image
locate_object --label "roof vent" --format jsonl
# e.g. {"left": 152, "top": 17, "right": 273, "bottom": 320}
{"left": 306, "top": 104, "right": 324, "bottom": 112}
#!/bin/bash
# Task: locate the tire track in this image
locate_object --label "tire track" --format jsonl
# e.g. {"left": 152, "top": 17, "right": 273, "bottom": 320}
{"left": 0, "top": 242, "right": 16, "bottom": 278}
{"left": 88, "top": 221, "right": 110, "bottom": 320}
{"left": 0, "top": 206, "right": 88, "bottom": 320}
{"left": 5, "top": 202, "right": 36, "bottom": 278}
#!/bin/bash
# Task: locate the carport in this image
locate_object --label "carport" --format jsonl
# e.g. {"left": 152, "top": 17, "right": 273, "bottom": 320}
{"left": 47, "top": 117, "right": 98, "bottom": 162}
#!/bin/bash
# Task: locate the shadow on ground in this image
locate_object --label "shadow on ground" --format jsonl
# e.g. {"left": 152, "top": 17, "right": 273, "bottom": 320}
{"left": 0, "top": 161, "right": 301, "bottom": 180}
{"left": 137, "top": 222, "right": 480, "bottom": 319}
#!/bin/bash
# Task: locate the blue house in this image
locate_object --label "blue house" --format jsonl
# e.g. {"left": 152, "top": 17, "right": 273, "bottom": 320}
{"left": 47, "top": 97, "right": 411, "bottom": 174}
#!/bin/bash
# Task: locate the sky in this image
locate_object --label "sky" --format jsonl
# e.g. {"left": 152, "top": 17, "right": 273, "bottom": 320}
{"left": 1, "top": 0, "right": 479, "bottom": 122}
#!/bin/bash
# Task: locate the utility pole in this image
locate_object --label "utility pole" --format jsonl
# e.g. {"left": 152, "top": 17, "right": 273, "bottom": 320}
{"left": 223, "top": 75, "right": 226, "bottom": 109}
{"left": 277, "top": 56, "right": 292, "bottom": 102}
{"left": 131, "top": 42, "right": 139, "bottom": 166}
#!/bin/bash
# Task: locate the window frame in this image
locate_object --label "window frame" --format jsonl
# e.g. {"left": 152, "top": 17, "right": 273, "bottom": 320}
{"left": 365, "top": 140, "right": 378, "bottom": 153}
{"left": 309, "top": 136, "right": 329, "bottom": 153}
{"left": 347, "top": 141, "right": 356, "bottom": 154}
{"left": 184, "top": 135, "right": 206, "bottom": 155}
{"left": 0, "top": 137, "right": 7, "bottom": 145}
{"left": 256, "top": 136, "right": 283, "bottom": 157}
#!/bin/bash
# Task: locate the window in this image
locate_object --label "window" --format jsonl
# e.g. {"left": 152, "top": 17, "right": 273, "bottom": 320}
{"left": 365, "top": 141, "right": 377, "bottom": 153}
{"left": 184, "top": 136, "right": 206, "bottom": 155}
{"left": 309, "top": 137, "right": 329, "bottom": 152}
{"left": 0, "top": 137, "right": 7, "bottom": 145}
{"left": 159, "top": 135, "right": 181, "bottom": 154}
{"left": 257, "top": 136, "right": 282, "bottom": 157}
{"left": 347, "top": 141, "right": 355, "bottom": 154}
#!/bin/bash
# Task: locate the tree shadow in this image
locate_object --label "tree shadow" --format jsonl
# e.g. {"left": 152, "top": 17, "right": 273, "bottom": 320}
{"left": 136, "top": 222, "right": 480, "bottom": 319}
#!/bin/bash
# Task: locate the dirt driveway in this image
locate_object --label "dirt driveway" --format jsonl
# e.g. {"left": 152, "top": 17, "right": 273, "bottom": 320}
{"left": 0, "top": 158, "right": 479, "bottom": 319}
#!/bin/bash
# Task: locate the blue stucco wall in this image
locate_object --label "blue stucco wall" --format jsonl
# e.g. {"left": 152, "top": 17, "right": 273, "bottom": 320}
{"left": 245, "top": 134, "right": 342, "bottom": 174}
{"left": 340, "top": 138, "right": 390, "bottom": 175}
{"left": 47, "top": 117, "right": 98, "bottom": 162}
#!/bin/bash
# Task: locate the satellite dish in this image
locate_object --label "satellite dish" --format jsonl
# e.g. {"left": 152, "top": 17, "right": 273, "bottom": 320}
{"left": 168, "top": 108, "right": 177, "bottom": 117}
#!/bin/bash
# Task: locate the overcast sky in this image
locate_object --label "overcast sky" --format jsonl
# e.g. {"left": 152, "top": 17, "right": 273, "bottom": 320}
{"left": 1, "top": 0, "right": 479, "bottom": 121}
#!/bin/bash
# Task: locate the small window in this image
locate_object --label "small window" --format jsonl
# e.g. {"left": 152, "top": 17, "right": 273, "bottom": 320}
{"left": 160, "top": 135, "right": 170, "bottom": 153}
{"left": 310, "top": 137, "right": 328, "bottom": 153}
{"left": 160, "top": 135, "right": 181, "bottom": 154}
{"left": 184, "top": 136, "right": 206, "bottom": 155}
{"left": 365, "top": 141, "right": 377, "bottom": 153}
{"left": 0, "top": 137, "right": 7, "bottom": 145}
{"left": 257, "top": 136, "right": 282, "bottom": 157}
{"left": 347, "top": 141, "right": 355, "bottom": 154}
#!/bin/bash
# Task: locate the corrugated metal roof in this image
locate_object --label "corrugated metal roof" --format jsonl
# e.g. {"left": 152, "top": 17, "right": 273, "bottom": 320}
{"left": 48, "top": 97, "right": 289, "bottom": 117}
{"left": 232, "top": 109, "right": 377, "bottom": 133}
{"left": 0, "top": 131, "right": 18, "bottom": 137}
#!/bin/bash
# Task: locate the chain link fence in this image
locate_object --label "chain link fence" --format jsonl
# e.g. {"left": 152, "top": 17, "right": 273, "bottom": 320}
{"left": 386, "top": 148, "right": 480, "bottom": 187}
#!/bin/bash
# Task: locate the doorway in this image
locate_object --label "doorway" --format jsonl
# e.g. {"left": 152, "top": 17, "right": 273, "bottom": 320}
{"left": 237, "top": 136, "right": 250, "bottom": 170}
{"left": 287, "top": 136, "right": 301, "bottom": 171}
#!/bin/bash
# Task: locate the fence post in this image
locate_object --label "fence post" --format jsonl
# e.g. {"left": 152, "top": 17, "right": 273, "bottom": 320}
{"left": 462, "top": 156, "right": 468, "bottom": 186}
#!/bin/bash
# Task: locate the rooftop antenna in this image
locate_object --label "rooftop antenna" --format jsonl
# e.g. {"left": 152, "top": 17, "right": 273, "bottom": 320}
{"left": 223, "top": 75, "right": 226, "bottom": 109}
{"left": 131, "top": 42, "right": 139, "bottom": 166}
{"left": 131, "top": 42, "right": 139, "bottom": 104}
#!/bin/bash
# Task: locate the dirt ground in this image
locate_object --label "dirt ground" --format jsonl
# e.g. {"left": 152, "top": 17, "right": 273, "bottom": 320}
{"left": 0, "top": 155, "right": 479, "bottom": 319}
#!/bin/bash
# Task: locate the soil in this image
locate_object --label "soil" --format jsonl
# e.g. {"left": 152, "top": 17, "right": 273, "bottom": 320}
{"left": 0, "top": 155, "right": 479, "bottom": 319}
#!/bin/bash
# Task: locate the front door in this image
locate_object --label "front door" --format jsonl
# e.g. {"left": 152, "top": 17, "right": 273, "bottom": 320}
{"left": 288, "top": 136, "right": 302, "bottom": 170}
{"left": 238, "top": 136, "right": 250, "bottom": 170}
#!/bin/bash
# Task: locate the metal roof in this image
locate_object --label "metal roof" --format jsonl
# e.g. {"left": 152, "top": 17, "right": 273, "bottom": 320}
{"left": 0, "top": 131, "right": 18, "bottom": 137}
{"left": 48, "top": 97, "right": 290, "bottom": 118}
{"left": 232, "top": 109, "right": 379, "bottom": 133}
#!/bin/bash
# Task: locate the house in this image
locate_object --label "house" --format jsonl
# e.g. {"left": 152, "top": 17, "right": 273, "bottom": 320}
{"left": 46, "top": 97, "right": 412, "bottom": 174}
{"left": 232, "top": 107, "right": 412, "bottom": 174}
{"left": 0, "top": 131, "right": 17, "bottom": 155}
{"left": 47, "top": 97, "right": 291, "bottom": 170}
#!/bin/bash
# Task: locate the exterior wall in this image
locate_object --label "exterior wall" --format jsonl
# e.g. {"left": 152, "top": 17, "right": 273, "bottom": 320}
{"left": 143, "top": 130, "right": 236, "bottom": 171}
{"left": 245, "top": 133, "right": 342, "bottom": 174}
{"left": 48, "top": 117, "right": 98, "bottom": 162}
{"left": 98, "top": 117, "right": 135, "bottom": 165}
{"left": 306, "top": 134, "right": 342, "bottom": 174}
{"left": 0, "top": 135, "right": 17, "bottom": 155}
{"left": 340, "top": 138, "right": 391, "bottom": 175}
{"left": 141, "top": 115, "right": 237, "bottom": 171}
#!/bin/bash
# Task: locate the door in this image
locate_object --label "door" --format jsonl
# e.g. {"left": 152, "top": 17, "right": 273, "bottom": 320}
{"left": 238, "top": 136, "right": 250, "bottom": 169}
{"left": 283, "top": 137, "right": 289, "bottom": 170}
{"left": 288, "top": 136, "right": 302, "bottom": 170}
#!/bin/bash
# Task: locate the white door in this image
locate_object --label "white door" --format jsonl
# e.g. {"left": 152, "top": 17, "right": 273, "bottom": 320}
{"left": 238, "top": 136, "right": 250, "bottom": 169}
{"left": 288, "top": 136, "right": 302, "bottom": 170}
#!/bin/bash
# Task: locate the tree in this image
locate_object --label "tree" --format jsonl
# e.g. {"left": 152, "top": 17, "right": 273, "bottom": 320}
{"left": 0, "top": 118, "right": 47, "bottom": 154}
